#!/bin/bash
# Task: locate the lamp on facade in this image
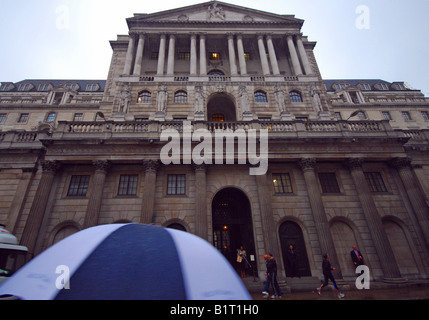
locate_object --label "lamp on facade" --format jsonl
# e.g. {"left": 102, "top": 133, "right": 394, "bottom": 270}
{"left": 346, "top": 109, "right": 365, "bottom": 121}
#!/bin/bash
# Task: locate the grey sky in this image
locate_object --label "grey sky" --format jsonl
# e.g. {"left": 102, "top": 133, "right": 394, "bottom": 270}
{"left": 1, "top": 0, "right": 428, "bottom": 96}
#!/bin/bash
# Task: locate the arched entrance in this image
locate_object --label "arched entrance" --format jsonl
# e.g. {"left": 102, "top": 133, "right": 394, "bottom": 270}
{"left": 207, "top": 93, "right": 237, "bottom": 122}
{"left": 212, "top": 188, "right": 257, "bottom": 275}
{"left": 279, "top": 221, "right": 311, "bottom": 277}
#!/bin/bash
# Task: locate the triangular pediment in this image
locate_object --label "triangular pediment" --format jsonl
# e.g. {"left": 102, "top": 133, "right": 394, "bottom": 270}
{"left": 128, "top": 1, "right": 302, "bottom": 26}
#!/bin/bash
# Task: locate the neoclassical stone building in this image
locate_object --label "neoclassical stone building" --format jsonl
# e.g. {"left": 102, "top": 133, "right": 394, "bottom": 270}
{"left": 1, "top": 1, "right": 429, "bottom": 283}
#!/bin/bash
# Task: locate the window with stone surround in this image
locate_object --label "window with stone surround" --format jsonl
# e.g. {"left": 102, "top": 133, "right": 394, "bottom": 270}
{"left": 167, "top": 174, "right": 186, "bottom": 195}
{"left": 318, "top": 172, "right": 341, "bottom": 193}
{"left": 290, "top": 91, "right": 303, "bottom": 103}
{"left": 364, "top": 172, "right": 387, "bottom": 193}
{"left": 67, "top": 175, "right": 90, "bottom": 197}
{"left": 118, "top": 175, "right": 138, "bottom": 196}
{"left": 272, "top": 173, "right": 293, "bottom": 194}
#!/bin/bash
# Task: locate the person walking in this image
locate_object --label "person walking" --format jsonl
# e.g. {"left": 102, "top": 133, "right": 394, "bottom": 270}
{"left": 316, "top": 253, "right": 345, "bottom": 299}
{"left": 262, "top": 253, "right": 283, "bottom": 299}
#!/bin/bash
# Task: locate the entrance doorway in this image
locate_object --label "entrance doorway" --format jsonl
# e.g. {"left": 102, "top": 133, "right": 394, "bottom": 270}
{"left": 212, "top": 188, "right": 257, "bottom": 275}
{"left": 207, "top": 94, "right": 237, "bottom": 122}
{"left": 279, "top": 221, "right": 312, "bottom": 277}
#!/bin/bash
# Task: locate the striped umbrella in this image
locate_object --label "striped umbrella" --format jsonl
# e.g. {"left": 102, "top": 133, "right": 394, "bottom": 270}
{"left": 0, "top": 224, "right": 251, "bottom": 300}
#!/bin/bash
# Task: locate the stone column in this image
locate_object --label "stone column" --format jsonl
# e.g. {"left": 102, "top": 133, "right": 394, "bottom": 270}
{"left": 298, "top": 158, "right": 343, "bottom": 279}
{"left": 257, "top": 34, "right": 270, "bottom": 75}
{"left": 140, "top": 160, "right": 160, "bottom": 224}
{"left": 286, "top": 34, "right": 303, "bottom": 76}
{"left": 296, "top": 35, "right": 313, "bottom": 75}
{"left": 236, "top": 34, "right": 247, "bottom": 75}
{"left": 199, "top": 34, "right": 207, "bottom": 75}
{"left": 266, "top": 35, "right": 280, "bottom": 75}
{"left": 391, "top": 158, "right": 429, "bottom": 247}
{"left": 190, "top": 34, "right": 198, "bottom": 75}
{"left": 346, "top": 158, "right": 402, "bottom": 281}
{"left": 194, "top": 164, "right": 208, "bottom": 240}
{"left": 133, "top": 33, "right": 146, "bottom": 76}
{"left": 123, "top": 34, "right": 135, "bottom": 75}
{"left": 20, "top": 161, "right": 61, "bottom": 254}
{"left": 157, "top": 34, "right": 167, "bottom": 75}
{"left": 227, "top": 34, "right": 238, "bottom": 76}
{"left": 167, "top": 34, "right": 176, "bottom": 76}
{"left": 83, "top": 160, "right": 111, "bottom": 229}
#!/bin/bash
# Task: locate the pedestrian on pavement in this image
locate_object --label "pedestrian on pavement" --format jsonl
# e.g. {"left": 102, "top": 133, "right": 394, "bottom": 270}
{"left": 317, "top": 253, "right": 344, "bottom": 299}
{"left": 350, "top": 245, "right": 364, "bottom": 267}
{"left": 286, "top": 244, "right": 300, "bottom": 278}
{"left": 237, "top": 245, "right": 247, "bottom": 279}
{"left": 262, "top": 253, "right": 283, "bottom": 299}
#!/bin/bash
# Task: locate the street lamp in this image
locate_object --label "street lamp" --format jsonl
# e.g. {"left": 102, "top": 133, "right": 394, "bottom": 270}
{"left": 346, "top": 110, "right": 365, "bottom": 121}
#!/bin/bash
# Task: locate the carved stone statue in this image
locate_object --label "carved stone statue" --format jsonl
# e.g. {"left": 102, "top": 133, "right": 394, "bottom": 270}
{"left": 207, "top": 2, "right": 226, "bottom": 21}
{"left": 239, "top": 85, "right": 250, "bottom": 113}
{"left": 118, "top": 84, "right": 131, "bottom": 113}
{"left": 310, "top": 86, "right": 323, "bottom": 112}
{"left": 274, "top": 85, "right": 287, "bottom": 113}
{"left": 194, "top": 86, "right": 204, "bottom": 113}
{"left": 156, "top": 85, "right": 168, "bottom": 113}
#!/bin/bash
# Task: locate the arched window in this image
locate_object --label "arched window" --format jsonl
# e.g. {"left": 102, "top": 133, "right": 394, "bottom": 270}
{"left": 254, "top": 90, "right": 268, "bottom": 103}
{"left": 174, "top": 90, "right": 188, "bottom": 103}
{"left": 208, "top": 70, "right": 225, "bottom": 76}
{"left": 138, "top": 90, "right": 151, "bottom": 103}
{"left": 290, "top": 91, "right": 303, "bottom": 103}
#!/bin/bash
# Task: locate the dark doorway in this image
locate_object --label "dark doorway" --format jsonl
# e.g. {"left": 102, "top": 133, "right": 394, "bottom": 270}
{"left": 279, "top": 221, "right": 312, "bottom": 277}
{"left": 212, "top": 188, "right": 257, "bottom": 275}
{"left": 207, "top": 94, "right": 236, "bottom": 122}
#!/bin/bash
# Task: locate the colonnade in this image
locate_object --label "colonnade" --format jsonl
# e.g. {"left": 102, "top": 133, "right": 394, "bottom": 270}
{"left": 122, "top": 32, "right": 314, "bottom": 77}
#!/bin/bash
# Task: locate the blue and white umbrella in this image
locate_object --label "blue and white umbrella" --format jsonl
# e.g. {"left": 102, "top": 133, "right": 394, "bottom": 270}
{"left": 0, "top": 224, "right": 251, "bottom": 300}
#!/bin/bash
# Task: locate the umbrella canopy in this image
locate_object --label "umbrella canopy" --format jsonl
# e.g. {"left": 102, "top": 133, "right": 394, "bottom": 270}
{"left": 0, "top": 224, "right": 251, "bottom": 300}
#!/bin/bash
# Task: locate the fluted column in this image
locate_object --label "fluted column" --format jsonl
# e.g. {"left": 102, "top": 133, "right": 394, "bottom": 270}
{"left": 21, "top": 161, "right": 61, "bottom": 254}
{"left": 83, "top": 160, "right": 111, "bottom": 229}
{"left": 194, "top": 164, "right": 208, "bottom": 240}
{"left": 266, "top": 35, "right": 280, "bottom": 75}
{"left": 298, "top": 158, "right": 343, "bottom": 279}
{"left": 157, "top": 34, "right": 167, "bottom": 75}
{"left": 286, "top": 34, "right": 303, "bottom": 76}
{"left": 257, "top": 34, "right": 270, "bottom": 75}
{"left": 227, "top": 34, "right": 238, "bottom": 76}
{"left": 140, "top": 160, "right": 160, "bottom": 224}
{"left": 296, "top": 34, "right": 313, "bottom": 75}
{"left": 133, "top": 33, "right": 145, "bottom": 76}
{"left": 123, "top": 34, "right": 135, "bottom": 75}
{"left": 236, "top": 34, "right": 247, "bottom": 75}
{"left": 199, "top": 34, "right": 207, "bottom": 75}
{"left": 346, "top": 158, "right": 402, "bottom": 281}
{"left": 190, "top": 34, "right": 198, "bottom": 75}
{"left": 167, "top": 34, "right": 176, "bottom": 76}
{"left": 391, "top": 158, "right": 429, "bottom": 248}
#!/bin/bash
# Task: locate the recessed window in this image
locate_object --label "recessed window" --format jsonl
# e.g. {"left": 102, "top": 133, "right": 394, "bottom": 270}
{"left": 46, "top": 112, "right": 56, "bottom": 123}
{"left": 17, "top": 113, "right": 29, "bottom": 124}
{"left": 402, "top": 111, "right": 412, "bottom": 121}
{"left": 376, "top": 83, "right": 389, "bottom": 91}
{"left": 167, "top": 174, "right": 186, "bottom": 195}
{"left": 359, "top": 83, "right": 371, "bottom": 91}
{"left": 318, "top": 173, "right": 341, "bottom": 193}
{"left": 38, "top": 83, "right": 51, "bottom": 91}
{"left": 18, "top": 83, "right": 31, "bottom": 92}
{"left": 67, "top": 175, "right": 90, "bottom": 197}
{"left": 138, "top": 91, "right": 151, "bottom": 104}
{"left": 210, "top": 52, "right": 221, "bottom": 61}
{"left": 290, "top": 91, "right": 303, "bottom": 103}
{"left": 382, "top": 111, "right": 392, "bottom": 120}
{"left": 0, "top": 83, "right": 12, "bottom": 92}
{"left": 212, "top": 114, "right": 225, "bottom": 122}
{"left": 86, "top": 84, "right": 99, "bottom": 92}
{"left": 174, "top": 91, "right": 187, "bottom": 104}
{"left": 64, "top": 83, "right": 79, "bottom": 91}
{"left": 272, "top": 173, "right": 293, "bottom": 194}
{"left": 178, "top": 52, "right": 190, "bottom": 61}
{"left": 364, "top": 172, "right": 387, "bottom": 193}
{"left": 73, "top": 113, "right": 84, "bottom": 121}
{"left": 118, "top": 175, "right": 138, "bottom": 196}
{"left": 0, "top": 113, "right": 7, "bottom": 124}
{"left": 254, "top": 90, "right": 268, "bottom": 103}
{"left": 421, "top": 111, "right": 429, "bottom": 121}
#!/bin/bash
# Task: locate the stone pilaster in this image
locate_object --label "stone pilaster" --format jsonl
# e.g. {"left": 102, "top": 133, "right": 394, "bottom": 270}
{"left": 140, "top": 160, "right": 160, "bottom": 224}
{"left": 346, "top": 158, "right": 403, "bottom": 281}
{"left": 193, "top": 164, "right": 208, "bottom": 240}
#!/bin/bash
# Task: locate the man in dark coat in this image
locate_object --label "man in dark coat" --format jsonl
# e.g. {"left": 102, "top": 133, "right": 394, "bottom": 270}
{"left": 350, "top": 245, "right": 364, "bottom": 267}
{"left": 262, "top": 253, "right": 283, "bottom": 299}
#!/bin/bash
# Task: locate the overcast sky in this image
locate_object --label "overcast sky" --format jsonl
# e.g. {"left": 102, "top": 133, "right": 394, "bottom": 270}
{"left": 1, "top": 0, "right": 428, "bottom": 96}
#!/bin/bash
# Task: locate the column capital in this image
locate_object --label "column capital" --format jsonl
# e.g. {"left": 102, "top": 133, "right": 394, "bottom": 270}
{"left": 345, "top": 158, "right": 363, "bottom": 171}
{"left": 193, "top": 163, "right": 207, "bottom": 173}
{"left": 41, "top": 160, "right": 61, "bottom": 173}
{"left": 92, "top": 160, "right": 111, "bottom": 173}
{"left": 298, "top": 158, "right": 316, "bottom": 171}
{"left": 143, "top": 160, "right": 160, "bottom": 173}
{"left": 390, "top": 157, "right": 412, "bottom": 170}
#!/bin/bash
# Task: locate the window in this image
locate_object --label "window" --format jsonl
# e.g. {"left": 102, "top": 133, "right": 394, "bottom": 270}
{"left": 38, "top": 83, "right": 51, "bottom": 91}
{"left": 422, "top": 111, "right": 429, "bottom": 121}
{"left": 402, "top": 111, "right": 412, "bottom": 121}
{"left": 138, "top": 91, "right": 151, "bottom": 103}
{"left": 17, "top": 113, "right": 29, "bottom": 124}
{"left": 46, "top": 112, "right": 56, "bottom": 122}
{"left": 318, "top": 173, "right": 341, "bottom": 193}
{"left": 18, "top": 83, "right": 31, "bottom": 92}
{"left": 178, "top": 52, "right": 190, "bottom": 61}
{"left": 254, "top": 91, "right": 268, "bottom": 103}
{"left": 86, "top": 84, "right": 99, "bottom": 92}
{"left": 290, "top": 91, "right": 303, "bottom": 103}
{"left": 212, "top": 114, "right": 225, "bottom": 122}
{"left": 209, "top": 52, "right": 221, "bottom": 60}
{"left": 272, "top": 173, "right": 293, "bottom": 194}
{"left": 167, "top": 174, "right": 186, "bottom": 195}
{"left": 208, "top": 70, "right": 225, "bottom": 76}
{"left": 0, "top": 113, "right": 6, "bottom": 124}
{"left": 359, "top": 83, "right": 371, "bottom": 91}
{"left": 382, "top": 112, "right": 392, "bottom": 120}
{"left": 151, "top": 52, "right": 159, "bottom": 60}
{"left": 376, "top": 83, "right": 389, "bottom": 91}
{"left": 73, "top": 113, "right": 84, "bottom": 121}
{"left": 334, "top": 112, "right": 342, "bottom": 120}
{"left": 333, "top": 83, "right": 349, "bottom": 90}
{"left": 0, "top": 83, "right": 12, "bottom": 92}
{"left": 67, "top": 175, "right": 90, "bottom": 197}
{"left": 364, "top": 172, "right": 387, "bottom": 193}
{"left": 118, "top": 175, "right": 138, "bottom": 196}
{"left": 174, "top": 91, "right": 187, "bottom": 103}
{"left": 357, "top": 111, "right": 367, "bottom": 120}
{"left": 244, "top": 53, "right": 251, "bottom": 61}
{"left": 64, "top": 83, "right": 79, "bottom": 91}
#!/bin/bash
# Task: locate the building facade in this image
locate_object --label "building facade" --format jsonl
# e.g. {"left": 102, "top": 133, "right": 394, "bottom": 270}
{"left": 1, "top": 1, "right": 429, "bottom": 283}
